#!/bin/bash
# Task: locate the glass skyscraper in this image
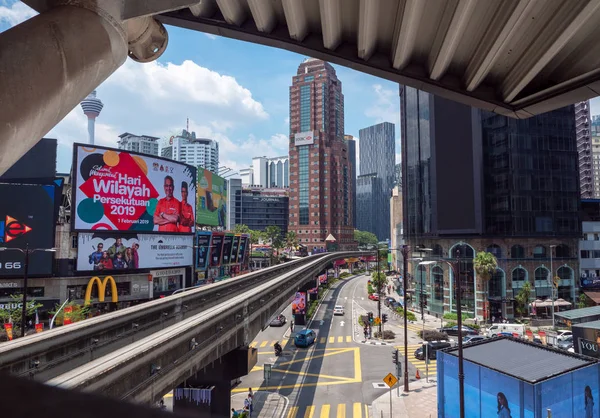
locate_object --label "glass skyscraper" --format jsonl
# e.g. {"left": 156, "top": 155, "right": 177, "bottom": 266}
{"left": 357, "top": 122, "right": 395, "bottom": 240}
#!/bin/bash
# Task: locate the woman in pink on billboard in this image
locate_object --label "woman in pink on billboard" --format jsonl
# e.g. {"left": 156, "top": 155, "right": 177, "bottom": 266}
{"left": 153, "top": 175, "right": 181, "bottom": 232}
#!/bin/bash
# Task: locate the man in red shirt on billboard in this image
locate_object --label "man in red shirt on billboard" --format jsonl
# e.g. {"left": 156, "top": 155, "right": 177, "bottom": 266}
{"left": 178, "top": 181, "right": 195, "bottom": 232}
{"left": 153, "top": 175, "right": 180, "bottom": 232}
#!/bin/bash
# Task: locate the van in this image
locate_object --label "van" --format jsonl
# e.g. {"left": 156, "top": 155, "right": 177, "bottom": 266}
{"left": 414, "top": 341, "right": 451, "bottom": 360}
{"left": 486, "top": 323, "right": 525, "bottom": 338}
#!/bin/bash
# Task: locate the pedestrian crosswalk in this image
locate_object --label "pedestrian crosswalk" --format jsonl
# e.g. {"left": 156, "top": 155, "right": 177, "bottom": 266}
{"left": 250, "top": 336, "right": 353, "bottom": 349}
{"left": 285, "top": 402, "right": 369, "bottom": 418}
{"left": 394, "top": 344, "right": 438, "bottom": 376}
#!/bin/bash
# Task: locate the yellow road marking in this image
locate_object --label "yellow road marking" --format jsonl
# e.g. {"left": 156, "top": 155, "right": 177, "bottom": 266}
{"left": 353, "top": 403, "right": 362, "bottom": 418}
{"left": 287, "top": 406, "right": 298, "bottom": 418}
{"left": 270, "top": 341, "right": 277, "bottom": 346}
{"left": 337, "top": 336, "right": 343, "bottom": 343}
{"left": 337, "top": 403, "right": 346, "bottom": 418}
{"left": 304, "top": 405, "right": 315, "bottom": 418}
{"left": 346, "top": 336, "right": 352, "bottom": 342}
{"left": 329, "top": 336, "right": 335, "bottom": 343}
{"left": 320, "top": 404, "right": 330, "bottom": 418}
{"left": 260, "top": 340, "right": 268, "bottom": 347}
{"left": 364, "top": 404, "right": 368, "bottom": 418}
{"left": 250, "top": 342, "right": 257, "bottom": 348}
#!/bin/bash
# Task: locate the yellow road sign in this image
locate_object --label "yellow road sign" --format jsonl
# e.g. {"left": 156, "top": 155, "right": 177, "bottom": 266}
{"left": 553, "top": 276, "right": 560, "bottom": 288}
{"left": 383, "top": 373, "right": 398, "bottom": 388}
{"left": 374, "top": 317, "right": 381, "bottom": 325}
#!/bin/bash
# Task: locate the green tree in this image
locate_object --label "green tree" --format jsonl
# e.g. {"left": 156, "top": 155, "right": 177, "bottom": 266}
{"left": 233, "top": 224, "right": 262, "bottom": 246}
{"left": 285, "top": 231, "right": 299, "bottom": 251}
{"left": 515, "top": 281, "right": 532, "bottom": 318}
{"left": 371, "top": 270, "right": 387, "bottom": 295}
{"left": 473, "top": 251, "right": 498, "bottom": 323}
{"left": 48, "top": 301, "right": 91, "bottom": 326}
{"left": 354, "top": 230, "right": 378, "bottom": 247}
{"left": 577, "top": 293, "right": 588, "bottom": 309}
{"left": 0, "top": 294, "right": 42, "bottom": 338}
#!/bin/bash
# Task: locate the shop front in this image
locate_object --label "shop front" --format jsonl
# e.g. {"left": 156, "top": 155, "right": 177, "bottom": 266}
{"left": 151, "top": 268, "right": 186, "bottom": 298}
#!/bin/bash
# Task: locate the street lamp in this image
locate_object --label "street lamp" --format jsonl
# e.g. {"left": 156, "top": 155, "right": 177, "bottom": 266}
{"left": 0, "top": 244, "right": 56, "bottom": 337}
{"left": 401, "top": 244, "right": 410, "bottom": 392}
{"left": 549, "top": 244, "right": 557, "bottom": 328}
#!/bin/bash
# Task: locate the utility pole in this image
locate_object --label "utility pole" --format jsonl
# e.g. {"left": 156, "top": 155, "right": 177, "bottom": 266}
{"left": 376, "top": 247, "right": 382, "bottom": 335}
{"left": 401, "top": 245, "right": 410, "bottom": 392}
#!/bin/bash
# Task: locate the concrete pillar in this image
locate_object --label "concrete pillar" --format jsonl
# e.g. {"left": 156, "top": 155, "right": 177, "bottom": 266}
{"left": 0, "top": 4, "right": 129, "bottom": 175}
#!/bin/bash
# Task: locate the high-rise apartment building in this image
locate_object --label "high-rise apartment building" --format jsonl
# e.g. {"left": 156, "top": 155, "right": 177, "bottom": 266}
{"left": 401, "top": 85, "right": 580, "bottom": 320}
{"left": 241, "top": 156, "right": 289, "bottom": 188}
{"left": 118, "top": 132, "right": 160, "bottom": 156}
{"left": 161, "top": 129, "right": 219, "bottom": 173}
{"left": 288, "top": 58, "right": 355, "bottom": 252}
{"left": 390, "top": 185, "right": 403, "bottom": 270}
{"left": 576, "top": 101, "right": 593, "bottom": 198}
{"left": 344, "top": 135, "right": 357, "bottom": 227}
{"left": 226, "top": 178, "right": 242, "bottom": 230}
{"left": 357, "top": 122, "right": 395, "bottom": 240}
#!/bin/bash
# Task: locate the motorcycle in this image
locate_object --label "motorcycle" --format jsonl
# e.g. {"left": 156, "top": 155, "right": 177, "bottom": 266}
{"left": 274, "top": 341, "right": 283, "bottom": 356}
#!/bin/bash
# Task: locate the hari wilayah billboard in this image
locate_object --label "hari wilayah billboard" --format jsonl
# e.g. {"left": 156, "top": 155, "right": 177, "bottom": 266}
{"left": 196, "top": 168, "right": 227, "bottom": 227}
{"left": 72, "top": 144, "right": 196, "bottom": 233}
{"left": 77, "top": 232, "right": 193, "bottom": 271}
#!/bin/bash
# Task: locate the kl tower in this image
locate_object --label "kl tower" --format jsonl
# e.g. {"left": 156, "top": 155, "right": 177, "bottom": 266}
{"left": 80, "top": 90, "right": 104, "bottom": 145}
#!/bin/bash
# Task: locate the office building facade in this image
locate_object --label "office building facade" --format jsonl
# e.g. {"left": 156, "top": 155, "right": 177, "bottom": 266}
{"left": 357, "top": 122, "right": 395, "bottom": 240}
{"left": 240, "top": 187, "right": 289, "bottom": 236}
{"left": 241, "top": 156, "right": 290, "bottom": 188}
{"left": 401, "top": 85, "right": 580, "bottom": 320}
{"left": 161, "top": 129, "right": 219, "bottom": 173}
{"left": 288, "top": 58, "right": 355, "bottom": 252}
{"left": 344, "top": 135, "right": 357, "bottom": 228}
{"left": 117, "top": 132, "right": 160, "bottom": 156}
{"left": 226, "top": 178, "right": 242, "bottom": 231}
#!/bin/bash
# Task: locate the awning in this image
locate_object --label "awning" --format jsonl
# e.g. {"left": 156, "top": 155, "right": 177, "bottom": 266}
{"left": 584, "top": 291, "right": 600, "bottom": 305}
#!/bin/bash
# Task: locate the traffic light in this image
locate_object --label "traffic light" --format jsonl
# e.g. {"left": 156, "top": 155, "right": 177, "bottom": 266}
{"left": 382, "top": 313, "right": 388, "bottom": 323}
{"left": 368, "top": 312, "right": 374, "bottom": 323}
{"left": 392, "top": 349, "right": 398, "bottom": 364}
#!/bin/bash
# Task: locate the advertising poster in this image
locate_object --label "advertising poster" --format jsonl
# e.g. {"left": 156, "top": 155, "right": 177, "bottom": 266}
{"left": 319, "top": 274, "right": 327, "bottom": 285}
{"left": 196, "top": 231, "right": 212, "bottom": 270}
{"left": 77, "top": 232, "right": 193, "bottom": 271}
{"left": 231, "top": 235, "right": 241, "bottom": 264}
{"left": 541, "top": 365, "right": 599, "bottom": 417}
{"left": 72, "top": 144, "right": 196, "bottom": 233}
{"left": 0, "top": 183, "right": 58, "bottom": 276}
{"left": 196, "top": 168, "right": 227, "bottom": 227}
{"left": 210, "top": 233, "right": 224, "bottom": 267}
{"left": 222, "top": 234, "right": 234, "bottom": 265}
{"left": 238, "top": 236, "right": 248, "bottom": 264}
{"left": 294, "top": 131, "right": 314, "bottom": 146}
{"left": 292, "top": 292, "right": 307, "bottom": 315}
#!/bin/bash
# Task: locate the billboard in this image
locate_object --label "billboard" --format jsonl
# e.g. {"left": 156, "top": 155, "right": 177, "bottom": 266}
{"left": 196, "top": 231, "right": 212, "bottom": 270}
{"left": 231, "top": 235, "right": 241, "bottom": 263}
{"left": 77, "top": 232, "right": 193, "bottom": 271}
{"left": 580, "top": 272, "right": 600, "bottom": 289}
{"left": 72, "top": 144, "right": 196, "bottom": 233}
{"left": 210, "top": 232, "right": 224, "bottom": 267}
{"left": 0, "top": 183, "right": 57, "bottom": 276}
{"left": 292, "top": 292, "right": 307, "bottom": 315}
{"left": 222, "top": 233, "right": 234, "bottom": 265}
{"left": 294, "top": 131, "right": 314, "bottom": 146}
{"left": 196, "top": 168, "right": 227, "bottom": 227}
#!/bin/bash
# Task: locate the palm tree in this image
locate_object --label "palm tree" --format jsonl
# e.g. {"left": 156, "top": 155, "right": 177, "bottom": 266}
{"left": 285, "top": 231, "right": 299, "bottom": 252}
{"left": 473, "top": 250, "right": 498, "bottom": 324}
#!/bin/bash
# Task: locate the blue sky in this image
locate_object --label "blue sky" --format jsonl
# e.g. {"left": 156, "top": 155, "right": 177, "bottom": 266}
{"left": 0, "top": 1, "right": 401, "bottom": 175}
{"left": 2, "top": 1, "right": 600, "bottom": 176}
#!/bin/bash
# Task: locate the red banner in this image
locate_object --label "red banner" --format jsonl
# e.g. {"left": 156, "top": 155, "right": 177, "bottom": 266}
{"left": 4, "top": 323, "right": 13, "bottom": 340}
{"left": 35, "top": 323, "right": 43, "bottom": 333}
{"left": 64, "top": 306, "right": 73, "bottom": 325}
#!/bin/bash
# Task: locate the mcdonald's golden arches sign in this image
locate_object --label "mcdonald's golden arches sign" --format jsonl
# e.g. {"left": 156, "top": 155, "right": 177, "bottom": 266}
{"left": 84, "top": 276, "right": 118, "bottom": 306}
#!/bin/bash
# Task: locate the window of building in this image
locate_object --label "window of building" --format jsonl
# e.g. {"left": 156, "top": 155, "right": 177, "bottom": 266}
{"left": 486, "top": 244, "right": 502, "bottom": 258}
{"left": 298, "top": 147, "right": 309, "bottom": 225}
{"left": 533, "top": 245, "right": 546, "bottom": 258}
{"left": 300, "top": 85, "right": 311, "bottom": 132}
{"left": 511, "top": 245, "right": 525, "bottom": 258}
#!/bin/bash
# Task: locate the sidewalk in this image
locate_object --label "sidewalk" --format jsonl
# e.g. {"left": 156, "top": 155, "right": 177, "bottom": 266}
{"left": 371, "top": 379, "right": 438, "bottom": 418}
{"left": 231, "top": 391, "right": 288, "bottom": 418}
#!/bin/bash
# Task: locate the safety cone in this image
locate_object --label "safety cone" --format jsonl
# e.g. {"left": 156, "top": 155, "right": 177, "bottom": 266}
{"left": 416, "top": 370, "right": 421, "bottom": 380}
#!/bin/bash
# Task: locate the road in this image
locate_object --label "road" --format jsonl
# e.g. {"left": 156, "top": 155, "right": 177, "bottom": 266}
{"left": 237, "top": 272, "right": 426, "bottom": 417}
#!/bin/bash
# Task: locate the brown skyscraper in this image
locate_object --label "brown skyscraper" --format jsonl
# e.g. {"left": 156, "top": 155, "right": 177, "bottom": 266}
{"left": 288, "top": 58, "right": 355, "bottom": 252}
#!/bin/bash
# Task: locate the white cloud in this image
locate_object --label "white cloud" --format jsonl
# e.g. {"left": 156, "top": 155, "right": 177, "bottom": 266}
{"left": 365, "top": 84, "right": 400, "bottom": 126}
{"left": 204, "top": 33, "right": 217, "bottom": 40}
{"left": 47, "top": 58, "right": 271, "bottom": 172}
{"left": 0, "top": 1, "right": 36, "bottom": 26}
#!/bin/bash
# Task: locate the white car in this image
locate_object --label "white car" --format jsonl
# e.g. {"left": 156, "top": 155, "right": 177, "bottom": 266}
{"left": 333, "top": 305, "right": 345, "bottom": 315}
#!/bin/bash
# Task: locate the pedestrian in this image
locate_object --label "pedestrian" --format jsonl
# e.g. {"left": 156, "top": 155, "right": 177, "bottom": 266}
{"left": 291, "top": 319, "right": 294, "bottom": 330}
{"left": 364, "top": 328, "right": 368, "bottom": 340}
{"left": 232, "top": 408, "right": 240, "bottom": 418}
{"left": 248, "top": 395, "right": 254, "bottom": 416}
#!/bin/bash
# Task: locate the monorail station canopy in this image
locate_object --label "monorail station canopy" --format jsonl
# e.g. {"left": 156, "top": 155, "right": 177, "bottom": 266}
{"left": 2, "top": 0, "right": 600, "bottom": 173}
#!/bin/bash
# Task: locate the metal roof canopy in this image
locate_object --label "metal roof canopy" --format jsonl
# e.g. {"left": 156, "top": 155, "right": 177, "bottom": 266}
{"left": 555, "top": 305, "right": 600, "bottom": 321}
{"left": 20, "top": 0, "right": 600, "bottom": 118}
{"left": 572, "top": 319, "right": 600, "bottom": 329}
{"left": 149, "top": 0, "right": 600, "bottom": 119}
{"left": 444, "top": 338, "right": 597, "bottom": 383}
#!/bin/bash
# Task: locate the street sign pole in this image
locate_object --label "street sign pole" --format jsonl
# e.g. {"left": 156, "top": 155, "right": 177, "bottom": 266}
{"left": 425, "top": 344, "right": 429, "bottom": 383}
{"left": 389, "top": 384, "right": 393, "bottom": 418}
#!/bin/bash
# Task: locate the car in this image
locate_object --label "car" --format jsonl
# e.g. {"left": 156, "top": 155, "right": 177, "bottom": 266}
{"left": 384, "top": 297, "right": 396, "bottom": 307}
{"left": 269, "top": 314, "right": 286, "bottom": 327}
{"left": 294, "top": 329, "right": 316, "bottom": 348}
{"left": 439, "top": 325, "right": 478, "bottom": 337}
{"left": 558, "top": 336, "right": 574, "bottom": 350}
{"left": 369, "top": 293, "right": 380, "bottom": 301}
{"left": 462, "top": 335, "right": 486, "bottom": 345}
{"left": 414, "top": 341, "right": 452, "bottom": 360}
{"left": 333, "top": 305, "right": 344, "bottom": 315}
{"left": 498, "top": 332, "right": 514, "bottom": 337}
